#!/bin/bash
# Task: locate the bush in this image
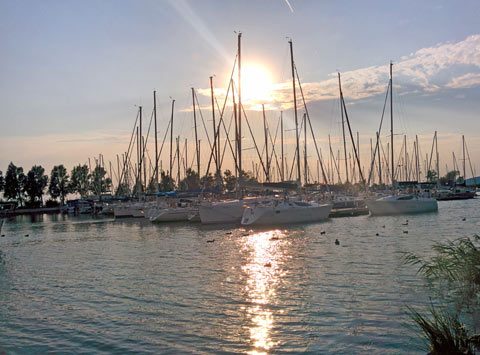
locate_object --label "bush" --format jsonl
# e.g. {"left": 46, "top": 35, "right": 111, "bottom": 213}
{"left": 45, "top": 199, "right": 60, "bottom": 208}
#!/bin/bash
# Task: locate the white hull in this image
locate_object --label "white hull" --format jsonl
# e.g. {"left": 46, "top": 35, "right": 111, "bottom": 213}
{"left": 149, "top": 207, "right": 197, "bottom": 223}
{"left": 199, "top": 200, "right": 247, "bottom": 224}
{"left": 114, "top": 202, "right": 148, "bottom": 218}
{"left": 367, "top": 195, "right": 438, "bottom": 216}
{"left": 241, "top": 200, "right": 332, "bottom": 226}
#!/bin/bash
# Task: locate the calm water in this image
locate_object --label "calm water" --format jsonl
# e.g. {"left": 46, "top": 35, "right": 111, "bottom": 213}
{"left": 0, "top": 199, "right": 479, "bottom": 354}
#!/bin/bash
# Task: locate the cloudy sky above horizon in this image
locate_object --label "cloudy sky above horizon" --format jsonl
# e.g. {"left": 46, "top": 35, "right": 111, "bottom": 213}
{"left": 1, "top": 0, "right": 479, "bottom": 182}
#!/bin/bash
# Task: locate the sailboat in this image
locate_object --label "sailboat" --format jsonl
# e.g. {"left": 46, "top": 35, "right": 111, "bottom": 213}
{"left": 366, "top": 63, "right": 438, "bottom": 216}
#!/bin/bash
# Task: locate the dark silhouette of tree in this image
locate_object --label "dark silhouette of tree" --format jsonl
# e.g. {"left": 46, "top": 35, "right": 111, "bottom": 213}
{"left": 48, "top": 165, "right": 70, "bottom": 205}
{"left": 0, "top": 170, "right": 4, "bottom": 194}
{"left": 159, "top": 171, "right": 175, "bottom": 191}
{"left": 439, "top": 170, "right": 460, "bottom": 186}
{"left": 24, "top": 165, "right": 48, "bottom": 207}
{"left": 90, "top": 166, "right": 112, "bottom": 199}
{"left": 223, "top": 169, "right": 237, "bottom": 191}
{"left": 4, "top": 162, "right": 26, "bottom": 206}
{"left": 179, "top": 168, "right": 200, "bottom": 191}
{"left": 70, "top": 164, "right": 90, "bottom": 198}
{"left": 200, "top": 173, "right": 215, "bottom": 188}
{"left": 115, "top": 183, "right": 130, "bottom": 197}
{"left": 426, "top": 170, "right": 438, "bottom": 182}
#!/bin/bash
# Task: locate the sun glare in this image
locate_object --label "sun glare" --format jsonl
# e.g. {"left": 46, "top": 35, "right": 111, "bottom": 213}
{"left": 241, "top": 64, "right": 274, "bottom": 105}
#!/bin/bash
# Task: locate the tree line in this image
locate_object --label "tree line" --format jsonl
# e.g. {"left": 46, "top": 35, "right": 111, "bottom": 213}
{"left": 0, "top": 163, "right": 111, "bottom": 208}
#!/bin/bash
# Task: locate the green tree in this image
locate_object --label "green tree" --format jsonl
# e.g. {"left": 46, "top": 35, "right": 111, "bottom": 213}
{"left": 440, "top": 170, "right": 459, "bottom": 186}
{"left": 200, "top": 173, "right": 215, "bottom": 188}
{"left": 115, "top": 182, "right": 131, "bottom": 197}
{"left": 179, "top": 168, "right": 200, "bottom": 191}
{"left": 223, "top": 169, "right": 237, "bottom": 191}
{"left": 4, "top": 162, "right": 26, "bottom": 205}
{"left": 48, "top": 165, "right": 70, "bottom": 205}
{"left": 24, "top": 165, "right": 48, "bottom": 207}
{"left": 90, "top": 166, "right": 112, "bottom": 198}
{"left": 0, "top": 170, "right": 4, "bottom": 194}
{"left": 426, "top": 170, "right": 438, "bottom": 182}
{"left": 70, "top": 164, "right": 90, "bottom": 198}
{"left": 159, "top": 171, "right": 175, "bottom": 191}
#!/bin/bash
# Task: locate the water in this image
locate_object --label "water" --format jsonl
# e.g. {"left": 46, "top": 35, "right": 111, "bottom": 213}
{"left": 0, "top": 199, "right": 479, "bottom": 354}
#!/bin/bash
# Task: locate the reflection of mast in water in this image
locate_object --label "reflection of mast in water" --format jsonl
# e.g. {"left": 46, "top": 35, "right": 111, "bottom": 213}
{"left": 241, "top": 230, "right": 287, "bottom": 354}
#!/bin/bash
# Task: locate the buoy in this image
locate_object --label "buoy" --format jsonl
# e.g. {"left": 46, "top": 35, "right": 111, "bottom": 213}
{"left": 1, "top": 234, "right": 5, "bottom": 237}
{"left": 462, "top": 217, "right": 466, "bottom": 221}
{"left": 206, "top": 239, "right": 215, "bottom": 243}
{"left": 320, "top": 231, "right": 326, "bottom": 235}
{"left": 403, "top": 231, "right": 408, "bottom": 234}
{"left": 25, "top": 234, "right": 29, "bottom": 237}
{"left": 376, "top": 233, "right": 379, "bottom": 236}
{"left": 335, "top": 239, "right": 340, "bottom": 245}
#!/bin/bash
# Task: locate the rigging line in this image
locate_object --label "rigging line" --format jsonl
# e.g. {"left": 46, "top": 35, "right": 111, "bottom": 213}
{"left": 215, "top": 96, "right": 239, "bottom": 173}
{"left": 394, "top": 137, "right": 406, "bottom": 180}
{"left": 148, "top": 119, "right": 171, "bottom": 186}
{"left": 329, "top": 138, "right": 342, "bottom": 184}
{"left": 194, "top": 90, "right": 213, "bottom": 152}
{"left": 465, "top": 140, "right": 477, "bottom": 184}
{"left": 288, "top": 116, "right": 304, "bottom": 181}
{"left": 241, "top": 103, "right": 268, "bottom": 177}
{"left": 136, "top": 108, "right": 155, "bottom": 183}
{"left": 366, "top": 81, "right": 390, "bottom": 185}
{"left": 118, "top": 109, "right": 140, "bottom": 190}
{"left": 268, "top": 116, "right": 282, "bottom": 180}
{"left": 294, "top": 64, "right": 329, "bottom": 185}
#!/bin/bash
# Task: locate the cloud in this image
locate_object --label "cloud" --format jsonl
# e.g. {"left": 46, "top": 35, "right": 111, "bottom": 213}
{"left": 196, "top": 34, "right": 480, "bottom": 110}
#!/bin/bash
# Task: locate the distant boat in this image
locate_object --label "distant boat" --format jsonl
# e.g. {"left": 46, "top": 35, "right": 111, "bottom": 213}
{"left": 149, "top": 207, "right": 197, "bottom": 223}
{"left": 241, "top": 198, "right": 332, "bottom": 226}
{"left": 367, "top": 194, "right": 438, "bottom": 215}
{"left": 199, "top": 197, "right": 267, "bottom": 224}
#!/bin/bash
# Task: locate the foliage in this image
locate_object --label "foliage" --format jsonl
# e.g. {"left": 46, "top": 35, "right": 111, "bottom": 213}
{"left": 70, "top": 164, "right": 90, "bottom": 198}
{"left": 407, "top": 304, "right": 480, "bottom": 354}
{"left": 48, "top": 165, "right": 70, "bottom": 205}
{"left": 179, "top": 168, "right": 200, "bottom": 191}
{"left": 45, "top": 199, "right": 60, "bottom": 208}
{"left": 439, "top": 170, "right": 459, "bottom": 186}
{"left": 200, "top": 173, "right": 215, "bottom": 188}
{"left": 0, "top": 170, "right": 4, "bottom": 193}
{"left": 115, "top": 183, "right": 131, "bottom": 197}
{"left": 402, "top": 235, "right": 480, "bottom": 289}
{"left": 4, "top": 162, "right": 26, "bottom": 205}
{"left": 24, "top": 165, "right": 48, "bottom": 206}
{"left": 159, "top": 171, "right": 175, "bottom": 192}
{"left": 427, "top": 170, "right": 439, "bottom": 182}
{"left": 223, "top": 169, "right": 237, "bottom": 191}
{"left": 90, "top": 166, "right": 111, "bottom": 198}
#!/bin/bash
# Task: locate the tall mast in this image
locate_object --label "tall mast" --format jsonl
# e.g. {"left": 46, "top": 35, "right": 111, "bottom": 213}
{"left": 377, "top": 132, "right": 382, "bottom": 185}
{"left": 262, "top": 104, "right": 270, "bottom": 181}
{"left": 210, "top": 76, "right": 220, "bottom": 181}
{"left": 154, "top": 91, "right": 158, "bottom": 192}
{"left": 390, "top": 62, "right": 394, "bottom": 191}
{"left": 304, "top": 113, "right": 308, "bottom": 184}
{"left": 404, "top": 135, "right": 407, "bottom": 181}
{"left": 281, "top": 111, "right": 284, "bottom": 181}
{"left": 176, "top": 136, "right": 180, "bottom": 186}
{"left": 139, "top": 105, "right": 143, "bottom": 194}
{"left": 169, "top": 99, "right": 175, "bottom": 179}
{"left": 415, "top": 135, "right": 420, "bottom": 182}
{"left": 462, "top": 134, "right": 466, "bottom": 180}
{"left": 435, "top": 131, "right": 439, "bottom": 183}
{"left": 338, "top": 72, "right": 349, "bottom": 184}
{"left": 237, "top": 32, "right": 243, "bottom": 184}
{"left": 289, "top": 39, "right": 301, "bottom": 184}
{"left": 192, "top": 87, "right": 200, "bottom": 176}
{"left": 231, "top": 80, "right": 238, "bottom": 179}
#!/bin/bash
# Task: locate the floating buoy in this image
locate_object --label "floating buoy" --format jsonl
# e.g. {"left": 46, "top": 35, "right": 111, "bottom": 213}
{"left": 462, "top": 217, "right": 466, "bottom": 221}
{"left": 320, "top": 231, "right": 326, "bottom": 235}
{"left": 1, "top": 234, "right": 5, "bottom": 237}
{"left": 335, "top": 239, "right": 340, "bottom": 245}
{"left": 206, "top": 239, "right": 215, "bottom": 243}
{"left": 376, "top": 233, "right": 379, "bottom": 236}
{"left": 403, "top": 231, "right": 408, "bottom": 234}
{"left": 24, "top": 234, "right": 29, "bottom": 237}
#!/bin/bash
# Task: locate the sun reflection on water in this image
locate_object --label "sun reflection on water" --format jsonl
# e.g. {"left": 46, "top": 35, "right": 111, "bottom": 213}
{"left": 240, "top": 229, "right": 289, "bottom": 354}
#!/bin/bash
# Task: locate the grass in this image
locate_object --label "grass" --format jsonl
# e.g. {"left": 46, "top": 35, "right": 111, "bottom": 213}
{"left": 407, "top": 304, "right": 480, "bottom": 354}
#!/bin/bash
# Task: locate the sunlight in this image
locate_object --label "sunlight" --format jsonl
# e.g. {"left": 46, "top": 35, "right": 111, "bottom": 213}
{"left": 241, "top": 63, "right": 275, "bottom": 107}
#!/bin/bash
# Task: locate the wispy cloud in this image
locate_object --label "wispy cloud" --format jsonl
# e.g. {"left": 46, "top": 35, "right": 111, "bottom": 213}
{"left": 196, "top": 34, "right": 480, "bottom": 110}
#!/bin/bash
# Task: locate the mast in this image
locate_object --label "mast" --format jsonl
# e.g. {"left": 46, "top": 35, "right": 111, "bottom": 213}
{"left": 262, "top": 104, "right": 270, "bottom": 181}
{"left": 390, "top": 62, "right": 394, "bottom": 191}
{"left": 435, "top": 131, "right": 439, "bottom": 183}
{"left": 281, "top": 111, "right": 284, "bottom": 181}
{"left": 338, "top": 73, "right": 349, "bottom": 184}
{"left": 415, "top": 135, "right": 420, "bottom": 182}
{"left": 377, "top": 132, "right": 382, "bottom": 185}
{"left": 210, "top": 76, "right": 220, "bottom": 183}
{"left": 304, "top": 113, "right": 308, "bottom": 184}
{"left": 231, "top": 80, "right": 238, "bottom": 179}
{"left": 154, "top": 90, "right": 158, "bottom": 192}
{"left": 404, "top": 135, "right": 407, "bottom": 181}
{"left": 237, "top": 32, "right": 242, "bottom": 184}
{"left": 176, "top": 136, "right": 180, "bottom": 186}
{"left": 462, "top": 134, "right": 466, "bottom": 181}
{"left": 169, "top": 99, "right": 175, "bottom": 179}
{"left": 139, "top": 106, "right": 143, "bottom": 195}
{"left": 192, "top": 87, "right": 200, "bottom": 176}
{"left": 289, "top": 39, "right": 301, "bottom": 184}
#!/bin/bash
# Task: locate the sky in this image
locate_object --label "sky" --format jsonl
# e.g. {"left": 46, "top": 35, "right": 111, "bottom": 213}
{"left": 1, "top": 0, "right": 479, "bottom": 184}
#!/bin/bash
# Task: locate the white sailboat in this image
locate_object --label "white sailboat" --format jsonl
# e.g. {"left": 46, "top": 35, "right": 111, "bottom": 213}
{"left": 366, "top": 62, "right": 438, "bottom": 216}
{"left": 149, "top": 206, "right": 197, "bottom": 223}
{"left": 241, "top": 198, "right": 332, "bottom": 226}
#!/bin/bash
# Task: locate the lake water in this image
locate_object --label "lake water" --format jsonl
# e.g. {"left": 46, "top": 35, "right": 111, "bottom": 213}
{"left": 1, "top": 199, "right": 479, "bottom": 354}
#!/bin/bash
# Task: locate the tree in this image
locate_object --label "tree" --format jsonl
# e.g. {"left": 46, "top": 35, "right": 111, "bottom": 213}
{"left": 200, "top": 173, "right": 215, "bottom": 188}
{"left": 24, "top": 165, "right": 48, "bottom": 207}
{"left": 0, "top": 170, "right": 4, "bottom": 194}
{"left": 159, "top": 171, "right": 175, "bottom": 191}
{"left": 4, "top": 162, "right": 26, "bottom": 205}
{"left": 115, "top": 183, "right": 131, "bottom": 197}
{"left": 90, "top": 166, "right": 112, "bottom": 198}
{"left": 426, "top": 170, "right": 438, "bottom": 182}
{"left": 179, "top": 168, "right": 200, "bottom": 191}
{"left": 70, "top": 164, "right": 90, "bottom": 198}
{"left": 223, "top": 169, "right": 237, "bottom": 191}
{"left": 439, "top": 170, "right": 459, "bottom": 186}
{"left": 48, "top": 165, "right": 70, "bottom": 205}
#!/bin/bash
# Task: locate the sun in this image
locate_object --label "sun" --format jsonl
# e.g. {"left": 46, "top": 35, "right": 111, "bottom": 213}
{"left": 241, "top": 63, "right": 274, "bottom": 105}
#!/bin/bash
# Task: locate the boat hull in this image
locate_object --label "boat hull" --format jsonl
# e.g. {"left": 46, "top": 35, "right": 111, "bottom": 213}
{"left": 241, "top": 202, "right": 332, "bottom": 226}
{"left": 367, "top": 198, "right": 438, "bottom": 216}
{"left": 199, "top": 200, "right": 246, "bottom": 224}
{"left": 150, "top": 208, "right": 195, "bottom": 222}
